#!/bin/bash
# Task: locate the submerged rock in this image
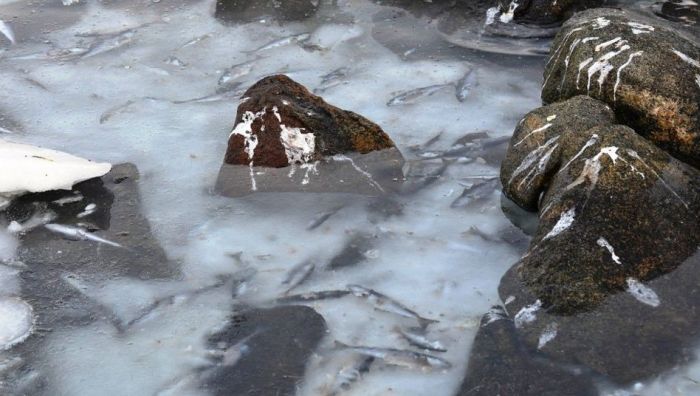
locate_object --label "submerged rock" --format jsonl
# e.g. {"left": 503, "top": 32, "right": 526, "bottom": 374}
{"left": 653, "top": 0, "right": 699, "bottom": 25}
{"left": 0, "top": 139, "right": 111, "bottom": 208}
{"left": 215, "top": 0, "right": 318, "bottom": 23}
{"left": 203, "top": 305, "right": 327, "bottom": 396}
{"left": 542, "top": 8, "right": 700, "bottom": 168}
{"left": 9, "top": 163, "right": 177, "bottom": 329}
{"left": 224, "top": 75, "right": 397, "bottom": 168}
{"left": 501, "top": 96, "right": 700, "bottom": 314}
{"left": 458, "top": 306, "right": 597, "bottom": 396}
{"left": 496, "top": 0, "right": 606, "bottom": 26}
{"left": 500, "top": 250, "right": 700, "bottom": 384}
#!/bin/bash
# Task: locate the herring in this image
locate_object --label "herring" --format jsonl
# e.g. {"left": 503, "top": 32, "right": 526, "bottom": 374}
{"left": 81, "top": 29, "right": 136, "bottom": 59}
{"left": 245, "top": 32, "right": 310, "bottom": 54}
{"left": 333, "top": 341, "right": 452, "bottom": 371}
{"left": 44, "top": 223, "right": 122, "bottom": 248}
{"left": 276, "top": 289, "right": 351, "bottom": 303}
{"left": 455, "top": 67, "right": 478, "bottom": 102}
{"left": 307, "top": 205, "right": 344, "bottom": 230}
{"left": 386, "top": 84, "right": 452, "bottom": 106}
{"left": 346, "top": 284, "right": 439, "bottom": 327}
{"left": 325, "top": 355, "right": 374, "bottom": 396}
{"left": 0, "top": 20, "right": 16, "bottom": 45}
{"left": 394, "top": 327, "right": 447, "bottom": 352}
{"left": 218, "top": 58, "right": 260, "bottom": 89}
{"left": 281, "top": 261, "right": 315, "bottom": 295}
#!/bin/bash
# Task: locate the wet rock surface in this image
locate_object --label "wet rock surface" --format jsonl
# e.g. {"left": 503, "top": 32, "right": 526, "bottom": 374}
{"left": 458, "top": 306, "right": 597, "bottom": 396}
{"left": 542, "top": 8, "right": 700, "bottom": 168}
{"left": 214, "top": 0, "right": 318, "bottom": 23}
{"left": 224, "top": 75, "right": 398, "bottom": 168}
{"left": 8, "top": 163, "right": 177, "bottom": 329}
{"left": 497, "top": 0, "right": 606, "bottom": 26}
{"left": 501, "top": 97, "right": 700, "bottom": 314}
{"left": 501, "top": 95, "right": 616, "bottom": 210}
{"left": 203, "top": 305, "right": 327, "bottom": 396}
{"left": 499, "top": 250, "right": 700, "bottom": 385}
{"left": 653, "top": 0, "right": 700, "bottom": 24}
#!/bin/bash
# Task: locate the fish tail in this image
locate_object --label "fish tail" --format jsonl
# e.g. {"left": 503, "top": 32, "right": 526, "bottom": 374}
{"left": 333, "top": 340, "right": 350, "bottom": 349}
{"left": 418, "top": 317, "right": 439, "bottom": 328}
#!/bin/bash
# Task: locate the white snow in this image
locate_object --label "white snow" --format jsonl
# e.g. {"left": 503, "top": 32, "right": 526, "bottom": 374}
{"left": 0, "top": 139, "right": 111, "bottom": 200}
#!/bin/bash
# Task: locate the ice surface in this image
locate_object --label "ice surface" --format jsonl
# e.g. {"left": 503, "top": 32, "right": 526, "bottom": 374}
{"left": 0, "top": 0, "right": 694, "bottom": 395}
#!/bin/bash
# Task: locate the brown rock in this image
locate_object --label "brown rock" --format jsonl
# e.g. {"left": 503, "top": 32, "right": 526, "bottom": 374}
{"left": 223, "top": 75, "right": 397, "bottom": 168}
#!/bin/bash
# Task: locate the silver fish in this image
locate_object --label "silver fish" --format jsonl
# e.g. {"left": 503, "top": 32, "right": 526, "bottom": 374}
{"left": 163, "top": 56, "right": 186, "bottom": 67}
{"left": 333, "top": 341, "right": 451, "bottom": 371}
{"left": 0, "top": 126, "right": 17, "bottom": 134}
{"left": 218, "top": 59, "right": 259, "bottom": 89}
{"left": 394, "top": 327, "right": 447, "bottom": 352}
{"left": 276, "top": 289, "right": 351, "bottom": 303}
{"left": 173, "top": 88, "right": 244, "bottom": 104}
{"left": 81, "top": 29, "right": 136, "bottom": 59}
{"left": 100, "top": 100, "right": 136, "bottom": 124}
{"left": 44, "top": 223, "right": 122, "bottom": 248}
{"left": 455, "top": 68, "right": 478, "bottom": 102}
{"left": 281, "top": 261, "right": 315, "bottom": 294}
{"left": 208, "top": 329, "right": 263, "bottom": 366}
{"left": 181, "top": 33, "right": 211, "bottom": 48}
{"left": 346, "top": 284, "right": 438, "bottom": 327}
{"left": 0, "top": 20, "right": 16, "bottom": 45}
{"left": 386, "top": 84, "right": 452, "bottom": 106}
{"left": 307, "top": 205, "right": 344, "bottom": 230}
{"left": 245, "top": 32, "right": 310, "bottom": 54}
{"left": 326, "top": 355, "right": 374, "bottom": 396}
{"left": 450, "top": 178, "right": 499, "bottom": 208}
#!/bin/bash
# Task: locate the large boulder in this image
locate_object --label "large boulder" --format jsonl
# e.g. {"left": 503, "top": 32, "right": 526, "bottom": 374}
{"left": 501, "top": 96, "right": 700, "bottom": 314}
{"left": 223, "top": 75, "right": 397, "bottom": 168}
{"left": 542, "top": 8, "right": 700, "bottom": 168}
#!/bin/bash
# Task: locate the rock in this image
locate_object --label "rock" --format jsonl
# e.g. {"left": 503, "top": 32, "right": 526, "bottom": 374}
{"left": 215, "top": 0, "right": 318, "bottom": 23}
{"left": 499, "top": 250, "right": 700, "bottom": 384}
{"left": 653, "top": 0, "right": 699, "bottom": 25}
{"left": 542, "top": 8, "right": 700, "bottom": 168}
{"left": 224, "top": 75, "right": 397, "bottom": 168}
{"left": 0, "top": 139, "right": 111, "bottom": 207}
{"left": 501, "top": 95, "right": 616, "bottom": 211}
{"left": 501, "top": 97, "right": 700, "bottom": 315}
{"left": 496, "top": 0, "right": 606, "bottom": 26}
{"left": 203, "top": 305, "right": 327, "bottom": 396}
{"left": 458, "top": 306, "right": 597, "bottom": 396}
{"left": 217, "top": 75, "right": 403, "bottom": 196}
{"left": 8, "top": 163, "right": 177, "bottom": 329}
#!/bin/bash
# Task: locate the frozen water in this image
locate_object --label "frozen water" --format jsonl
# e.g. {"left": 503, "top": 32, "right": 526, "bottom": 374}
{"left": 0, "top": 0, "right": 695, "bottom": 395}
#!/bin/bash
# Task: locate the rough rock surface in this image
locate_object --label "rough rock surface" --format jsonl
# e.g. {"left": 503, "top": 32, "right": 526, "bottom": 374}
{"left": 203, "top": 305, "right": 327, "bottom": 396}
{"left": 501, "top": 95, "right": 616, "bottom": 210}
{"left": 542, "top": 8, "right": 700, "bottom": 168}
{"left": 501, "top": 96, "right": 700, "bottom": 314}
{"left": 458, "top": 306, "right": 597, "bottom": 396}
{"left": 224, "top": 75, "right": 397, "bottom": 168}
{"left": 214, "top": 0, "right": 318, "bottom": 23}
{"left": 497, "top": 0, "right": 606, "bottom": 26}
{"left": 654, "top": 0, "right": 699, "bottom": 25}
{"left": 499, "top": 250, "right": 700, "bottom": 384}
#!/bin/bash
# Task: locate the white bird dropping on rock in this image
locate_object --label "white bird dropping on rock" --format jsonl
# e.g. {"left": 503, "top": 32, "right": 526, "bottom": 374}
{"left": 0, "top": 139, "right": 111, "bottom": 201}
{"left": 0, "top": 297, "right": 34, "bottom": 350}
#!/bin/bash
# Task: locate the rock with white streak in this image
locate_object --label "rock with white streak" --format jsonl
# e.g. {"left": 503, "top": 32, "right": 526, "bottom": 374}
{"left": 495, "top": 0, "right": 606, "bottom": 26}
{"left": 501, "top": 97, "right": 700, "bottom": 314}
{"left": 223, "top": 75, "right": 398, "bottom": 168}
{"left": 542, "top": 8, "right": 700, "bottom": 168}
{"left": 0, "top": 139, "right": 111, "bottom": 204}
{"left": 498, "top": 251, "right": 700, "bottom": 384}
